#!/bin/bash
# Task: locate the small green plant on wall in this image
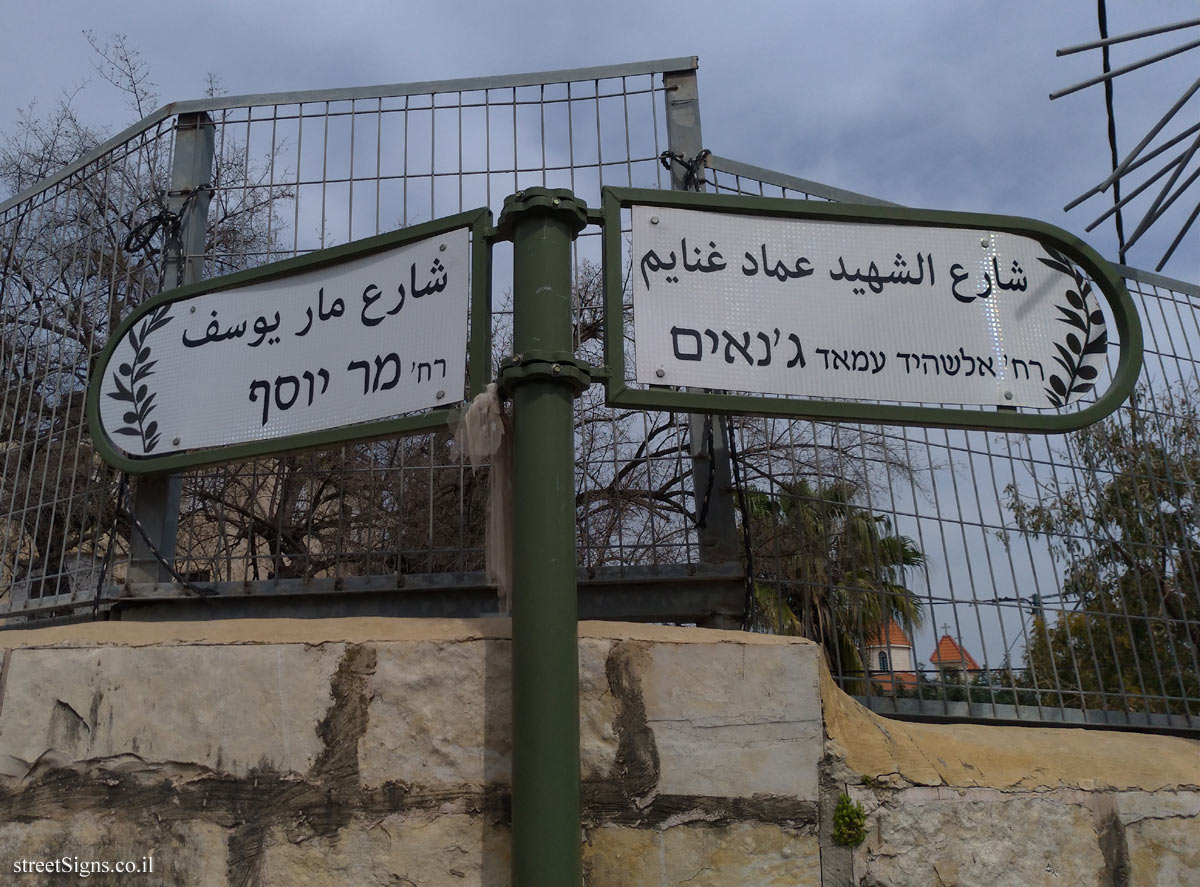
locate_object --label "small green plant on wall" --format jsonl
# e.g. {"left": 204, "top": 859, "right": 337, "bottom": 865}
{"left": 833, "top": 792, "right": 867, "bottom": 846}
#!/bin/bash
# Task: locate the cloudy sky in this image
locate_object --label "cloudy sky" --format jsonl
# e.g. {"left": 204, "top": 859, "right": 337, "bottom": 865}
{"left": 2, "top": 1, "right": 1198, "bottom": 281}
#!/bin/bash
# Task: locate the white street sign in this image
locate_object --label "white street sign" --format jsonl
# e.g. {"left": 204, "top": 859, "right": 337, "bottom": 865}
{"left": 632, "top": 206, "right": 1109, "bottom": 410}
{"left": 98, "top": 227, "right": 470, "bottom": 457}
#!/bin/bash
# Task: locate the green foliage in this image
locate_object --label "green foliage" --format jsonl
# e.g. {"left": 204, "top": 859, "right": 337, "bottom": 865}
{"left": 832, "top": 792, "right": 867, "bottom": 846}
{"left": 747, "top": 479, "right": 925, "bottom": 686}
{"left": 885, "top": 665, "right": 1043, "bottom": 706}
{"left": 1005, "top": 386, "right": 1200, "bottom": 715}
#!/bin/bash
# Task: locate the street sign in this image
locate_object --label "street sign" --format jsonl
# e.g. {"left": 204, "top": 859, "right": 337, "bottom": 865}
{"left": 601, "top": 187, "right": 1142, "bottom": 432}
{"left": 89, "top": 209, "right": 492, "bottom": 473}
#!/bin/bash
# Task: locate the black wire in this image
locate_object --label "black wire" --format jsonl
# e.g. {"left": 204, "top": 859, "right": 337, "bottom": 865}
{"left": 122, "top": 213, "right": 167, "bottom": 255}
{"left": 120, "top": 476, "right": 216, "bottom": 598}
{"left": 695, "top": 415, "right": 717, "bottom": 529}
{"left": 1098, "top": 0, "right": 1127, "bottom": 260}
{"left": 122, "top": 189, "right": 176, "bottom": 254}
{"left": 92, "top": 472, "right": 128, "bottom": 618}
{"left": 723, "top": 420, "right": 758, "bottom": 630}
{"left": 121, "top": 188, "right": 199, "bottom": 289}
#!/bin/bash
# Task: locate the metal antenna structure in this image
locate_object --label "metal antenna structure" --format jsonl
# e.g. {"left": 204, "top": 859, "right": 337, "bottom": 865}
{"left": 1052, "top": 10, "right": 1200, "bottom": 271}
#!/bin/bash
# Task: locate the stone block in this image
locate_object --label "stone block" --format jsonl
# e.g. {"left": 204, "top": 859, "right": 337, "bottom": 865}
{"left": 0, "top": 643, "right": 345, "bottom": 777}
{"left": 662, "top": 823, "right": 819, "bottom": 886}
{"left": 582, "top": 825, "right": 661, "bottom": 887}
{"left": 579, "top": 637, "right": 619, "bottom": 780}
{"left": 0, "top": 815, "right": 226, "bottom": 885}
{"left": 855, "top": 794, "right": 1104, "bottom": 886}
{"left": 1125, "top": 812, "right": 1200, "bottom": 885}
{"left": 582, "top": 823, "right": 819, "bottom": 886}
{"left": 1116, "top": 788, "right": 1200, "bottom": 823}
{"left": 362, "top": 637, "right": 620, "bottom": 789}
{"left": 259, "top": 812, "right": 509, "bottom": 887}
{"left": 640, "top": 641, "right": 821, "bottom": 798}
{"left": 360, "top": 639, "right": 510, "bottom": 789}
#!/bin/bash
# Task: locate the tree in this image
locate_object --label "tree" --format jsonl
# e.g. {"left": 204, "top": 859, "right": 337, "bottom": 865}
{"left": 1, "top": 49, "right": 174, "bottom": 597}
{"left": 0, "top": 37, "right": 298, "bottom": 597}
{"left": 568, "top": 256, "right": 923, "bottom": 572}
{"left": 1006, "top": 385, "right": 1200, "bottom": 714}
{"left": 746, "top": 477, "right": 925, "bottom": 683}
{"left": 2, "top": 39, "right": 925, "bottom": 610}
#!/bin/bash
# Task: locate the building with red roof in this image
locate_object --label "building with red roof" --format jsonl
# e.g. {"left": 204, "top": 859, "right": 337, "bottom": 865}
{"left": 864, "top": 618, "right": 918, "bottom": 690}
{"left": 929, "top": 629, "right": 981, "bottom": 678}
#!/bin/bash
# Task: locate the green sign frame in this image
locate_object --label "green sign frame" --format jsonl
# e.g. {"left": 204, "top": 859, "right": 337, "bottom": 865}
{"left": 600, "top": 186, "right": 1143, "bottom": 433}
{"left": 88, "top": 207, "right": 493, "bottom": 474}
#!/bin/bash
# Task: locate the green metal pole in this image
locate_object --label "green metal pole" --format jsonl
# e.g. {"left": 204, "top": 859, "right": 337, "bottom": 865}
{"left": 497, "top": 188, "right": 589, "bottom": 887}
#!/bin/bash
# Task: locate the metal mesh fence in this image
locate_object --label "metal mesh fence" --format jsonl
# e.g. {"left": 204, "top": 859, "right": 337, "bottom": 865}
{"left": 1, "top": 117, "right": 178, "bottom": 616}
{"left": 706, "top": 154, "right": 1200, "bottom": 731}
{"left": 176, "top": 63, "right": 704, "bottom": 584}
{"left": 1, "top": 61, "right": 1197, "bottom": 732}
{"left": 0, "top": 59, "right": 708, "bottom": 621}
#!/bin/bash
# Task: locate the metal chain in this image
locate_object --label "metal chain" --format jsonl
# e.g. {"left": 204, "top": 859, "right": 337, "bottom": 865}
{"left": 659, "top": 148, "right": 711, "bottom": 191}
{"left": 122, "top": 188, "right": 189, "bottom": 254}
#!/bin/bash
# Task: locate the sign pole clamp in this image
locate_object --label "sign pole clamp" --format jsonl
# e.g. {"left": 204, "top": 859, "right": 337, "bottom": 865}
{"left": 497, "top": 350, "right": 597, "bottom": 398}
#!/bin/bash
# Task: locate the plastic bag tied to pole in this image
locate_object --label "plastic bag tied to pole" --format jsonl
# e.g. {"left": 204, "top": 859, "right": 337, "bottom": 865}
{"left": 455, "top": 383, "right": 513, "bottom": 611}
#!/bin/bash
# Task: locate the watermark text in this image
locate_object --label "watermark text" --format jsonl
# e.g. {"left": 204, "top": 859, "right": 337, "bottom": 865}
{"left": 13, "top": 855, "right": 154, "bottom": 878}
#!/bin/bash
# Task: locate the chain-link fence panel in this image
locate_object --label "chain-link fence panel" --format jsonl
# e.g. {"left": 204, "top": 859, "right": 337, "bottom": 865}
{"left": 705, "top": 154, "right": 1199, "bottom": 732}
{"left": 1, "top": 59, "right": 736, "bottom": 624}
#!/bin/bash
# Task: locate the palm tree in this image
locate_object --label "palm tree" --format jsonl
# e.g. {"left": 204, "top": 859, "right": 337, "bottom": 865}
{"left": 746, "top": 479, "right": 925, "bottom": 685}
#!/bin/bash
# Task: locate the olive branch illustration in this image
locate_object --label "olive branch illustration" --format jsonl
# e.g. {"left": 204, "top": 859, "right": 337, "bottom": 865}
{"left": 1037, "top": 245, "right": 1108, "bottom": 408}
{"left": 106, "top": 304, "right": 173, "bottom": 452}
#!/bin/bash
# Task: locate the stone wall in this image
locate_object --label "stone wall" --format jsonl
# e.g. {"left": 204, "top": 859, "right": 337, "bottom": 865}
{"left": 0, "top": 618, "right": 1193, "bottom": 885}
{"left": 822, "top": 666, "right": 1200, "bottom": 885}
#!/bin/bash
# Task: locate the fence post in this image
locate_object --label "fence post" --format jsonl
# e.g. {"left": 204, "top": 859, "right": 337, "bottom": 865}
{"left": 127, "top": 113, "right": 214, "bottom": 585}
{"left": 662, "top": 66, "right": 743, "bottom": 591}
{"left": 497, "top": 188, "right": 590, "bottom": 887}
